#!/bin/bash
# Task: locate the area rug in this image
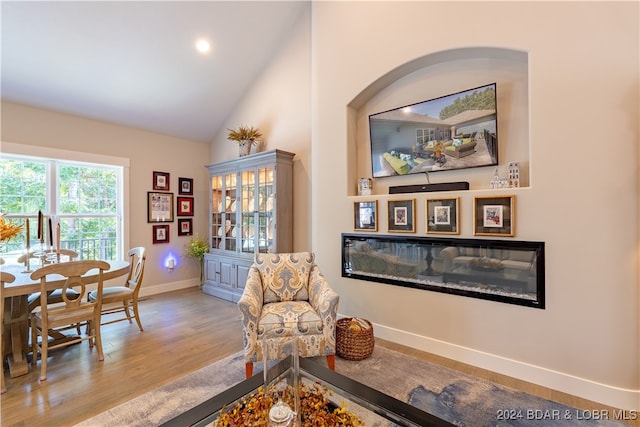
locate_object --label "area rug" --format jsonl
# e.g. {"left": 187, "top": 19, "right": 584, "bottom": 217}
{"left": 75, "top": 346, "right": 627, "bottom": 427}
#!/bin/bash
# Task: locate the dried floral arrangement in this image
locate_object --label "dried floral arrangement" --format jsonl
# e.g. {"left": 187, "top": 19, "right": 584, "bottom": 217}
{"left": 216, "top": 382, "right": 364, "bottom": 426}
{"left": 227, "top": 125, "right": 263, "bottom": 146}
{"left": 0, "top": 215, "right": 23, "bottom": 243}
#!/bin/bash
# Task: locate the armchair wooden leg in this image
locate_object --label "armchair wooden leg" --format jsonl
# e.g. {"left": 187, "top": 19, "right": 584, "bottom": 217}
{"left": 245, "top": 362, "right": 253, "bottom": 379}
{"left": 326, "top": 354, "right": 335, "bottom": 371}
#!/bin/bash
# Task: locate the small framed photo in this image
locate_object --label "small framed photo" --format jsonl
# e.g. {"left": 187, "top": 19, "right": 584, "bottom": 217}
{"left": 153, "top": 171, "right": 170, "bottom": 191}
{"left": 474, "top": 195, "right": 515, "bottom": 237}
{"left": 427, "top": 197, "right": 460, "bottom": 234}
{"left": 387, "top": 199, "right": 415, "bottom": 233}
{"left": 179, "top": 177, "right": 193, "bottom": 195}
{"left": 354, "top": 200, "right": 377, "bottom": 231}
{"left": 148, "top": 192, "right": 174, "bottom": 223}
{"left": 178, "top": 218, "right": 192, "bottom": 236}
{"left": 177, "top": 197, "right": 194, "bottom": 216}
{"left": 152, "top": 224, "right": 170, "bottom": 244}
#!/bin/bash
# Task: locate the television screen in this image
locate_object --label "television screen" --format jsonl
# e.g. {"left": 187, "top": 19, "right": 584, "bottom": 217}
{"left": 369, "top": 83, "right": 498, "bottom": 178}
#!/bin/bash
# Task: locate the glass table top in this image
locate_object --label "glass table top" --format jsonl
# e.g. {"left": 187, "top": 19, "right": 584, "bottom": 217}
{"left": 160, "top": 357, "right": 454, "bottom": 427}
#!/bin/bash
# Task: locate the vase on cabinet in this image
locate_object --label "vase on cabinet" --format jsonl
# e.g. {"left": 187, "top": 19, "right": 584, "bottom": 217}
{"left": 239, "top": 140, "right": 252, "bottom": 157}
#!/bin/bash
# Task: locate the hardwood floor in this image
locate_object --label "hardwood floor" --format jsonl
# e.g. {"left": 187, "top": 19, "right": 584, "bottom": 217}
{"left": 1, "top": 287, "right": 243, "bottom": 427}
{"left": 2, "top": 287, "right": 635, "bottom": 426}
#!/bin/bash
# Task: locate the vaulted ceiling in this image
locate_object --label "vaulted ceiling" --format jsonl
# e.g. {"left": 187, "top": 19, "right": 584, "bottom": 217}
{"left": 1, "top": 1, "right": 308, "bottom": 143}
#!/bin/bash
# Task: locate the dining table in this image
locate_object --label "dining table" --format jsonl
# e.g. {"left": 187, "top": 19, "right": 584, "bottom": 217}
{"left": 1, "top": 259, "right": 130, "bottom": 378}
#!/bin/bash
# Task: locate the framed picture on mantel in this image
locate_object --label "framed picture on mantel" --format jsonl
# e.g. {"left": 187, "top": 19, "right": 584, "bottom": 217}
{"left": 387, "top": 199, "right": 415, "bottom": 233}
{"left": 427, "top": 197, "right": 459, "bottom": 235}
{"left": 354, "top": 200, "right": 377, "bottom": 231}
{"left": 473, "top": 195, "right": 515, "bottom": 237}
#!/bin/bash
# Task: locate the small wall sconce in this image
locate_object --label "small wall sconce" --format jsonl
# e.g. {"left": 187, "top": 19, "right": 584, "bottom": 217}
{"left": 167, "top": 258, "right": 175, "bottom": 271}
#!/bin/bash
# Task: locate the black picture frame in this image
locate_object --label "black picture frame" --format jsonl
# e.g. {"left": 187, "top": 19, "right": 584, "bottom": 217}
{"left": 152, "top": 224, "right": 170, "bottom": 244}
{"left": 179, "top": 177, "right": 193, "bottom": 195}
{"left": 153, "top": 171, "right": 170, "bottom": 191}
{"left": 178, "top": 218, "right": 192, "bottom": 236}
{"left": 147, "top": 192, "right": 174, "bottom": 223}
{"left": 177, "top": 197, "right": 194, "bottom": 216}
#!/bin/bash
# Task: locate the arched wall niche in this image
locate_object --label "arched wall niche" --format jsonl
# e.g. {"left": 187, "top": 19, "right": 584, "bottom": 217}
{"left": 347, "top": 47, "right": 530, "bottom": 196}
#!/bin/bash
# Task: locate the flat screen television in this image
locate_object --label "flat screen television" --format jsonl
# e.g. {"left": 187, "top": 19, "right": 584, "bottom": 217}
{"left": 369, "top": 83, "right": 498, "bottom": 178}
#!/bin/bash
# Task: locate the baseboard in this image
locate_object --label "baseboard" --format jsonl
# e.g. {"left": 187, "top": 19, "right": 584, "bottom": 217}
{"left": 372, "top": 322, "right": 640, "bottom": 411}
{"left": 140, "top": 279, "right": 200, "bottom": 298}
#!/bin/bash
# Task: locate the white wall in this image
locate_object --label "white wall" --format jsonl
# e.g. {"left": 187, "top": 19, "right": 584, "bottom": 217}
{"left": 1, "top": 101, "right": 210, "bottom": 295}
{"left": 312, "top": 1, "right": 639, "bottom": 411}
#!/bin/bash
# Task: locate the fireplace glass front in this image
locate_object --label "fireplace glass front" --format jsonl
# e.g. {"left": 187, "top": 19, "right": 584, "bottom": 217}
{"left": 341, "top": 233, "right": 545, "bottom": 309}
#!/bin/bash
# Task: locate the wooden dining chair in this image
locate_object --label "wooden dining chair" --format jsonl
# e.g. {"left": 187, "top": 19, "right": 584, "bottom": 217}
{"left": 23, "top": 249, "right": 81, "bottom": 312}
{"left": 88, "top": 247, "right": 146, "bottom": 331}
{"left": 1, "top": 271, "right": 16, "bottom": 394}
{"left": 30, "top": 260, "right": 109, "bottom": 382}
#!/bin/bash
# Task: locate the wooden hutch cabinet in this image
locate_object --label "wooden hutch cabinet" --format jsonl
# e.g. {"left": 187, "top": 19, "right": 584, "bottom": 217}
{"left": 202, "top": 149, "right": 295, "bottom": 302}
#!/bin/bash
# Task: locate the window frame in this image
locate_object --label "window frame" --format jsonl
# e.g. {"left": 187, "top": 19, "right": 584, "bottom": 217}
{"left": 0, "top": 142, "right": 130, "bottom": 261}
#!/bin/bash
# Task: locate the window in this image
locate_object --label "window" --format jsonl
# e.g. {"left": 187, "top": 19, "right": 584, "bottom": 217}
{"left": 0, "top": 154, "right": 124, "bottom": 263}
{"left": 416, "top": 128, "right": 436, "bottom": 145}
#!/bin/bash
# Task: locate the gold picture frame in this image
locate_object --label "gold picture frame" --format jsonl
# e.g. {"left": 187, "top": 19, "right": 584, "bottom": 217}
{"left": 354, "top": 200, "right": 377, "bottom": 231}
{"left": 473, "top": 195, "right": 515, "bottom": 237}
{"left": 426, "top": 197, "right": 460, "bottom": 234}
{"left": 387, "top": 199, "right": 415, "bottom": 233}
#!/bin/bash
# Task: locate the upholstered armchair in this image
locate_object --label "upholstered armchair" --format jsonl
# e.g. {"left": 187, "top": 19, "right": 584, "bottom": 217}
{"left": 238, "top": 252, "right": 339, "bottom": 379}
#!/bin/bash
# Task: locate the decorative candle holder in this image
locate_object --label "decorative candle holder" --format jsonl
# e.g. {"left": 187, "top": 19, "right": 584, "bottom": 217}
{"left": 21, "top": 244, "right": 33, "bottom": 273}
{"left": 45, "top": 251, "right": 58, "bottom": 264}
{"left": 32, "top": 241, "right": 47, "bottom": 267}
{"left": 262, "top": 335, "right": 301, "bottom": 427}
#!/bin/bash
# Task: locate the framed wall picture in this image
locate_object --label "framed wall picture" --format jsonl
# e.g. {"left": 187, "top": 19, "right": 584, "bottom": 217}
{"left": 178, "top": 218, "right": 193, "bottom": 236}
{"left": 354, "top": 200, "right": 377, "bottom": 231}
{"left": 473, "top": 195, "right": 515, "bottom": 237}
{"left": 153, "top": 171, "right": 170, "bottom": 191}
{"left": 179, "top": 177, "right": 193, "bottom": 195}
{"left": 152, "top": 224, "right": 170, "bottom": 244}
{"left": 426, "top": 197, "right": 460, "bottom": 235}
{"left": 147, "top": 192, "right": 174, "bottom": 223}
{"left": 177, "top": 197, "right": 194, "bottom": 216}
{"left": 387, "top": 199, "right": 415, "bottom": 233}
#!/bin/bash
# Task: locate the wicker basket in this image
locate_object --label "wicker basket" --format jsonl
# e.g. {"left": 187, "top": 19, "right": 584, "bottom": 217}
{"left": 336, "top": 317, "right": 374, "bottom": 360}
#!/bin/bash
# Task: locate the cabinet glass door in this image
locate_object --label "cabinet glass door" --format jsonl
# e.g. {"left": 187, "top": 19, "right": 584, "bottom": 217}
{"left": 258, "top": 167, "right": 274, "bottom": 253}
{"left": 224, "top": 173, "right": 237, "bottom": 251}
{"left": 238, "top": 167, "right": 274, "bottom": 254}
{"left": 211, "top": 175, "right": 223, "bottom": 250}
{"left": 240, "top": 170, "right": 256, "bottom": 254}
{"left": 212, "top": 173, "right": 237, "bottom": 251}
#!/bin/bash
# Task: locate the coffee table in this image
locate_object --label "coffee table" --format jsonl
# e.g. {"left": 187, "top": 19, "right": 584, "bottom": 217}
{"left": 160, "top": 357, "right": 454, "bottom": 427}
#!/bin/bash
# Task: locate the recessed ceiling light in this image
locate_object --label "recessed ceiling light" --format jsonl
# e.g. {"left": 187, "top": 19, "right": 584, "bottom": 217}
{"left": 195, "top": 39, "right": 211, "bottom": 54}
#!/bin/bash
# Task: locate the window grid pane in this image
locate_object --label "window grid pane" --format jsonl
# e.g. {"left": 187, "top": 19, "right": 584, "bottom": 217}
{"left": 0, "top": 159, "right": 46, "bottom": 214}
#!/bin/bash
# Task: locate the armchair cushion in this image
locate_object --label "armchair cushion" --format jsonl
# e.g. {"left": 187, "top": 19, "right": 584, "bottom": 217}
{"left": 255, "top": 252, "right": 314, "bottom": 303}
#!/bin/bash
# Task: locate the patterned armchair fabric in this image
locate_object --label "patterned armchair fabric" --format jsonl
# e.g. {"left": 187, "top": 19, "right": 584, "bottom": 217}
{"left": 238, "top": 252, "right": 339, "bottom": 372}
